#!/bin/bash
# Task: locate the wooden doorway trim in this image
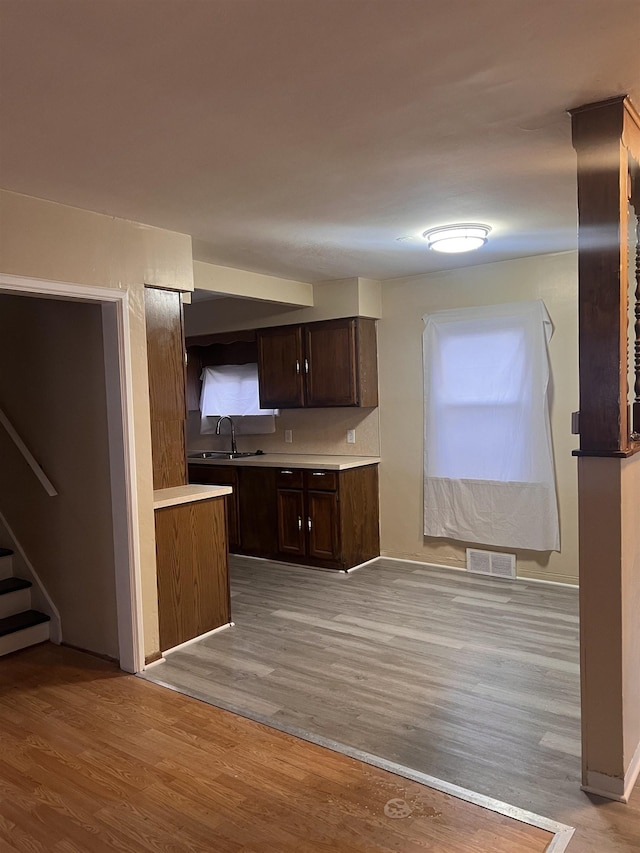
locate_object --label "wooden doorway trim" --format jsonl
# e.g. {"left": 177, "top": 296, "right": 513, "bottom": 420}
{"left": 0, "top": 273, "right": 144, "bottom": 673}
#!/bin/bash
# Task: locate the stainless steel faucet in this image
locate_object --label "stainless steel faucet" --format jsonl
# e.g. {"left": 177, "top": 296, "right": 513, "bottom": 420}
{"left": 215, "top": 415, "right": 237, "bottom": 454}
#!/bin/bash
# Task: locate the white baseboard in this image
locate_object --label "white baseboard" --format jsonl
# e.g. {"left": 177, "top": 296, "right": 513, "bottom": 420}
{"left": 581, "top": 776, "right": 625, "bottom": 802}
{"left": 159, "top": 621, "right": 234, "bottom": 658}
{"left": 379, "top": 554, "right": 466, "bottom": 572}
{"left": 582, "top": 740, "right": 640, "bottom": 803}
{"left": 514, "top": 574, "right": 578, "bottom": 589}
{"left": 143, "top": 655, "right": 167, "bottom": 669}
{"left": 0, "top": 621, "right": 50, "bottom": 657}
{"left": 232, "top": 553, "right": 380, "bottom": 574}
{"left": 623, "top": 741, "right": 640, "bottom": 802}
{"left": 379, "top": 554, "right": 578, "bottom": 589}
{"left": 345, "top": 556, "right": 380, "bottom": 573}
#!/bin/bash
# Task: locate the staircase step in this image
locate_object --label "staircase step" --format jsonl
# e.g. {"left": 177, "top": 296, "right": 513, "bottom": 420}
{"left": 0, "top": 579, "right": 33, "bottom": 620}
{"left": 0, "top": 609, "right": 51, "bottom": 657}
{"left": 0, "top": 577, "right": 31, "bottom": 595}
{"left": 0, "top": 609, "right": 50, "bottom": 638}
{"left": 0, "top": 550, "right": 14, "bottom": 580}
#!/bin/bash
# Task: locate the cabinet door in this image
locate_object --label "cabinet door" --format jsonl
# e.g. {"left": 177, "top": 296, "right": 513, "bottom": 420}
{"left": 257, "top": 325, "right": 305, "bottom": 408}
{"left": 337, "top": 464, "right": 380, "bottom": 568}
{"left": 304, "top": 319, "right": 358, "bottom": 407}
{"left": 307, "top": 490, "right": 340, "bottom": 562}
{"left": 155, "top": 498, "right": 230, "bottom": 652}
{"left": 188, "top": 464, "right": 240, "bottom": 551}
{"left": 277, "top": 489, "right": 306, "bottom": 557}
{"left": 185, "top": 348, "right": 202, "bottom": 412}
{"left": 237, "top": 467, "right": 278, "bottom": 558}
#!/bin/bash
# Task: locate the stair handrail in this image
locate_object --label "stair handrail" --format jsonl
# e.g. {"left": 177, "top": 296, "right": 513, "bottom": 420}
{"left": 0, "top": 408, "right": 58, "bottom": 497}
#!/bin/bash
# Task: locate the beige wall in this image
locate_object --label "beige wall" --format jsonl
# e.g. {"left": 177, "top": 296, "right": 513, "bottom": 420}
{"left": 378, "top": 251, "right": 579, "bottom": 584}
{"left": 0, "top": 189, "right": 194, "bottom": 660}
{"left": 187, "top": 408, "right": 380, "bottom": 457}
{"left": 186, "top": 251, "right": 578, "bottom": 581}
{"left": 0, "top": 296, "right": 119, "bottom": 657}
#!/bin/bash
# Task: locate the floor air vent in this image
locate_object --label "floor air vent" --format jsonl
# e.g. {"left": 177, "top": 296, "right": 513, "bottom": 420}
{"left": 466, "top": 548, "right": 516, "bottom": 579}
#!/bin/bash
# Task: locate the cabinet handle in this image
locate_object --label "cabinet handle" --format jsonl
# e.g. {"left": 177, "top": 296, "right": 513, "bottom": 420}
{"left": 295, "top": 359, "right": 300, "bottom": 375}
{"left": 304, "top": 358, "right": 309, "bottom": 374}
{"left": 307, "top": 517, "right": 312, "bottom": 531}
{"left": 311, "top": 472, "right": 325, "bottom": 476}
{"left": 298, "top": 516, "right": 302, "bottom": 531}
{"left": 280, "top": 469, "right": 293, "bottom": 474}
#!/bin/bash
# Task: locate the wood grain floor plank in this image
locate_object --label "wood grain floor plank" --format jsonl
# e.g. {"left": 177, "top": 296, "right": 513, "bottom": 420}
{"left": 0, "top": 643, "right": 553, "bottom": 853}
{"left": 143, "top": 555, "right": 640, "bottom": 852}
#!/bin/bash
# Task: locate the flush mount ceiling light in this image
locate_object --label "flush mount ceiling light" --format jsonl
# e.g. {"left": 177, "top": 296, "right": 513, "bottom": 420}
{"left": 423, "top": 223, "right": 491, "bottom": 253}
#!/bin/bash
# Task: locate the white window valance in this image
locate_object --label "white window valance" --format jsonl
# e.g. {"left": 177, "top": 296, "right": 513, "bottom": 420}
{"left": 423, "top": 300, "right": 559, "bottom": 552}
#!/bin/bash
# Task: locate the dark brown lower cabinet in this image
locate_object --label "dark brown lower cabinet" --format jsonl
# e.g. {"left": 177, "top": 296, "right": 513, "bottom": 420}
{"left": 278, "top": 486, "right": 341, "bottom": 564}
{"left": 189, "top": 464, "right": 278, "bottom": 559}
{"left": 188, "top": 464, "right": 239, "bottom": 551}
{"left": 276, "top": 465, "right": 378, "bottom": 570}
{"left": 154, "top": 497, "right": 230, "bottom": 652}
{"left": 189, "top": 462, "right": 379, "bottom": 571}
{"left": 236, "top": 467, "right": 278, "bottom": 558}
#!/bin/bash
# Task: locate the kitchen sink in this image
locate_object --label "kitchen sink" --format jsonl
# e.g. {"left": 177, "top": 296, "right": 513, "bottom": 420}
{"left": 188, "top": 451, "right": 262, "bottom": 460}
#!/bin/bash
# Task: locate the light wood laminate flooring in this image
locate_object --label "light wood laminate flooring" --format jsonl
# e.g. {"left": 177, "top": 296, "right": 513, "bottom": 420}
{"left": 0, "top": 643, "right": 553, "bottom": 853}
{"left": 143, "top": 556, "right": 640, "bottom": 853}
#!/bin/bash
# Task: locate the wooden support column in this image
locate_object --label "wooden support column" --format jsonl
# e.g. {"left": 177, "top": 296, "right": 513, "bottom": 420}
{"left": 571, "top": 96, "right": 640, "bottom": 803}
{"left": 571, "top": 96, "right": 640, "bottom": 456}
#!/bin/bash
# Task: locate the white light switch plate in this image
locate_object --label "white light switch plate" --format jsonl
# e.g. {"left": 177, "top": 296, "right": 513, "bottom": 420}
{"left": 284, "top": 429, "right": 293, "bottom": 443}
{"left": 346, "top": 429, "right": 356, "bottom": 444}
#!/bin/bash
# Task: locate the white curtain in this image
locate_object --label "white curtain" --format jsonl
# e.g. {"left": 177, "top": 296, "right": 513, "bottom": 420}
{"left": 423, "top": 300, "right": 559, "bottom": 551}
{"left": 199, "top": 364, "right": 277, "bottom": 435}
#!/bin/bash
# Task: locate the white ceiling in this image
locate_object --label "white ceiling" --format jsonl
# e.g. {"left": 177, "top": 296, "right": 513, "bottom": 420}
{"left": 1, "top": 0, "right": 639, "bottom": 282}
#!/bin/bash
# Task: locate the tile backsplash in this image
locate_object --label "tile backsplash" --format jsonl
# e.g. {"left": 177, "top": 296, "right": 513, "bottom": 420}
{"left": 187, "top": 407, "right": 380, "bottom": 457}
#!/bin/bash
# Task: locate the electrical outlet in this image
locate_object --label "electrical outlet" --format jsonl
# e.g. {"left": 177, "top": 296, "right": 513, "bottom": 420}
{"left": 284, "top": 429, "right": 293, "bottom": 444}
{"left": 346, "top": 429, "right": 356, "bottom": 444}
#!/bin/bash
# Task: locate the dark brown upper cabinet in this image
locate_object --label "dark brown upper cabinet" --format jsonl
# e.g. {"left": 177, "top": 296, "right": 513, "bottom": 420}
{"left": 255, "top": 324, "right": 305, "bottom": 408}
{"left": 257, "top": 318, "right": 378, "bottom": 409}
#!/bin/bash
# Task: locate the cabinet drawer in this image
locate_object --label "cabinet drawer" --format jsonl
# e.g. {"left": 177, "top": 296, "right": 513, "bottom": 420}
{"left": 276, "top": 468, "right": 304, "bottom": 489}
{"left": 188, "top": 464, "right": 237, "bottom": 488}
{"left": 304, "top": 469, "right": 338, "bottom": 491}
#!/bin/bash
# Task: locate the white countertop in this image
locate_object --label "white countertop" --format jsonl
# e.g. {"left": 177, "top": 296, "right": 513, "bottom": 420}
{"left": 153, "top": 483, "right": 233, "bottom": 509}
{"left": 187, "top": 453, "right": 380, "bottom": 471}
